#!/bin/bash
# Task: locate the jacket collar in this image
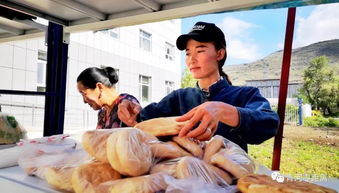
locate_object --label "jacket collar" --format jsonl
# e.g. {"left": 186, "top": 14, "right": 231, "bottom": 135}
{"left": 196, "top": 78, "right": 230, "bottom": 98}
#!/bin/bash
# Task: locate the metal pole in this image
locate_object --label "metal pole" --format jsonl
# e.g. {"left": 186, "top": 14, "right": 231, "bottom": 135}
{"left": 43, "top": 22, "right": 69, "bottom": 136}
{"left": 272, "top": 7, "right": 296, "bottom": 171}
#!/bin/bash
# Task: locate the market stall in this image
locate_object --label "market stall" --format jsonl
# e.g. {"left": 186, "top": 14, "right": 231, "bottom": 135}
{"left": 1, "top": 0, "right": 339, "bottom": 192}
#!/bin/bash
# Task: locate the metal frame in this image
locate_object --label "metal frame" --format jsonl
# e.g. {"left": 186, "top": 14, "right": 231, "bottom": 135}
{"left": 43, "top": 22, "right": 69, "bottom": 136}
{"left": 272, "top": 7, "right": 296, "bottom": 171}
{"left": 0, "top": 0, "right": 336, "bottom": 171}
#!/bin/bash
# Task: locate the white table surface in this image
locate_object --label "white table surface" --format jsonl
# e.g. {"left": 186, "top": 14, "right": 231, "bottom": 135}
{"left": 0, "top": 165, "right": 338, "bottom": 193}
{"left": 0, "top": 166, "right": 59, "bottom": 193}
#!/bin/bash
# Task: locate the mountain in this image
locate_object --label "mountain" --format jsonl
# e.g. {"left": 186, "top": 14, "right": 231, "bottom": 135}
{"left": 223, "top": 39, "right": 339, "bottom": 86}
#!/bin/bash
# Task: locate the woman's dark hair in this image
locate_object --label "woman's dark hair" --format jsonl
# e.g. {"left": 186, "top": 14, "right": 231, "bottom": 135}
{"left": 213, "top": 41, "right": 232, "bottom": 85}
{"left": 77, "top": 66, "right": 118, "bottom": 89}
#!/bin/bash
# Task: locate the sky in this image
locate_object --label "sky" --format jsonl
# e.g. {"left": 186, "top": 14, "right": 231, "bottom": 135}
{"left": 181, "top": 2, "right": 339, "bottom": 66}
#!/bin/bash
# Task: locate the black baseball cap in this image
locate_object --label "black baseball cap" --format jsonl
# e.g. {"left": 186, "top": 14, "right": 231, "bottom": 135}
{"left": 176, "top": 21, "right": 226, "bottom": 50}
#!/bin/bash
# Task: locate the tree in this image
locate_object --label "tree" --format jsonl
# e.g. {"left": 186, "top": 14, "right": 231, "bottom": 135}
{"left": 299, "top": 56, "right": 339, "bottom": 115}
{"left": 181, "top": 67, "right": 196, "bottom": 88}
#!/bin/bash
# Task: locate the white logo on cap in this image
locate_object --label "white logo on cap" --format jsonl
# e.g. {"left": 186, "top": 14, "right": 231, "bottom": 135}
{"left": 190, "top": 25, "right": 205, "bottom": 32}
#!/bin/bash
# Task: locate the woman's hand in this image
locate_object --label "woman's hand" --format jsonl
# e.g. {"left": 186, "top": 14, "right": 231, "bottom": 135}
{"left": 117, "top": 100, "right": 141, "bottom": 126}
{"left": 176, "top": 101, "right": 239, "bottom": 141}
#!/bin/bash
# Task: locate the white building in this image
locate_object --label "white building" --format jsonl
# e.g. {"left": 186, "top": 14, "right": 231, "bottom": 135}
{"left": 0, "top": 20, "right": 182, "bottom": 137}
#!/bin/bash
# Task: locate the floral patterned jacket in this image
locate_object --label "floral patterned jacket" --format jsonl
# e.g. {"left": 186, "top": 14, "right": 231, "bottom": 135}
{"left": 96, "top": 93, "right": 139, "bottom": 129}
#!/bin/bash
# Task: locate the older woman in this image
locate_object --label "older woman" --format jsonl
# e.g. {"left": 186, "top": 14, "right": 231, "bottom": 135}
{"left": 77, "top": 66, "right": 139, "bottom": 129}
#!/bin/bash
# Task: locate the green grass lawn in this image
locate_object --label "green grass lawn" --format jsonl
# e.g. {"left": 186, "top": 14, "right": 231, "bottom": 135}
{"left": 248, "top": 138, "right": 339, "bottom": 179}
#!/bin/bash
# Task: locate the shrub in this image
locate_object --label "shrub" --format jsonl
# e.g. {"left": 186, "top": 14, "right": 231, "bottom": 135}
{"left": 304, "top": 116, "right": 327, "bottom": 127}
{"left": 326, "top": 118, "right": 339, "bottom": 127}
{"left": 304, "top": 113, "right": 339, "bottom": 127}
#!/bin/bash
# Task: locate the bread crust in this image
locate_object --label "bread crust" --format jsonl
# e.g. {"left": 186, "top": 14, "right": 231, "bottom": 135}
{"left": 237, "top": 174, "right": 338, "bottom": 193}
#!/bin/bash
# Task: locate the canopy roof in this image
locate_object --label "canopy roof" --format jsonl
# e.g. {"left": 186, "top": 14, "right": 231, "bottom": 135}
{"left": 1, "top": 0, "right": 339, "bottom": 43}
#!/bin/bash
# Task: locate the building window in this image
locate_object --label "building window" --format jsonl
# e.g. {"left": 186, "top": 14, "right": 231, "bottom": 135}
{"left": 99, "top": 28, "right": 119, "bottom": 39}
{"left": 139, "top": 75, "right": 151, "bottom": 102}
{"left": 165, "top": 81, "right": 175, "bottom": 95}
{"left": 165, "top": 42, "right": 174, "bottom": 61}
{"left": 37, "top": 50, "right": 47, "bottom": 92}
{"left": 139, "top": 29, "right": 152, "bottom": 51}
{"left": 109, "top": 28, "right": 119, "bottom": 39}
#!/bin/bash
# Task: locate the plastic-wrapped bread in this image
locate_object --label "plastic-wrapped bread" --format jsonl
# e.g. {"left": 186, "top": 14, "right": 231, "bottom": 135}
{"left": 207, "top": 164, "right": 233, "bottom": 185}
{"left": 95, "top": 173, "right": 171, "bottom": 193}
{"left": 149, "top": 141, "right": 191, "bottom": 159}
{"left": 82, "top": 129, "right": 115, "bottom": 162}
{"left": 18, "top": 149, "right": 90, "bottom": 177}
{"left": 220, "top": 139, "right": 255, "bottom": 173}
{"left": 134, "top": 117, "right": 187, "bottom": 137}
{"left": 203, "top": 135, "right": 224, "bottom": 163}
{"left": 72, "top": 161, "right": 121, "bottom": 193}
{"left": 210, "top": 150, "right": 249, "bottom": 178}
{"left": 106, "top": 128, "right": 153, "bottom": 176}
{"left": 172, "top": 136, "right": 203, "bottom": 158}
{"left": 150, "top": 158, "right": 183, "bottom": 176}
{"left": 175, "top": 156, "right": 230, "bottom": 187}
{"left": 206, "top": 136, "right": 255, "bottom": 173}
{"left": 43, "top": 166, "right": 75, "bottom": 192}
{"left": 0, "top": 113, "right": 26, "bottom": 144}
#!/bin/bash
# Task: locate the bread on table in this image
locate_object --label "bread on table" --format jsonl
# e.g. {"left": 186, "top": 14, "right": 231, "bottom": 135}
{"left": 172, "top": 136, "right": 203, "bottom": 158}
{"left": 150, "top": 157, "right": 183, "bottom": 176}
{"left": 237, "top": 174, "right": 337, "bottom": 193}
{"left": 134, "top": 117, "right": 187, "bottom": 137}
{"left": 82, "top": 129, "right": 115, "bottom": 162}
{"left": 72, "top": 161, "right": 121, "bottom": 193}
{"left": 106, "top": 128, "right": 153, "bottom": 176}
{"left": 210, "top": 150, "right": 250, "bottom": 178}
{"left": 149, "top": 141, "right": 191, "bottom": 159}
{"left": 203, "top": 135, "right": 225, "bottom": 163}
{"left": 175, "top": 156, "right": 230, "bottom": 186}
{"left": 207, "top": 164, "right": 233, "bottom": 185}
{"left": 43, "top": 166, "right": 75, "bottom": 192}
{"left": 95, "top": 173, "right": 170, "bottom": 193}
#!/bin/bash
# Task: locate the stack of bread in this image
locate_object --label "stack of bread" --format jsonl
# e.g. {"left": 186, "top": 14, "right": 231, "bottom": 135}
{"left": 19, "top": 116, "right": 336, "bottom": 193}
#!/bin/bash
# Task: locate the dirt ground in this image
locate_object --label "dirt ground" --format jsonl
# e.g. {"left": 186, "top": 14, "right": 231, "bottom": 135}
{"left": 282, "top": 124, "right": 339, "bottom": 147}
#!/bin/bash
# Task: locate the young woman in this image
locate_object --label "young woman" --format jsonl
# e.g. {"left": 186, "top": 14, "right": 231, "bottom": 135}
{"left": 77, "top": 66, "right": 139, "bottom": 129}
{"left": 118, "top": 22, "right": 279, "bottom": 151}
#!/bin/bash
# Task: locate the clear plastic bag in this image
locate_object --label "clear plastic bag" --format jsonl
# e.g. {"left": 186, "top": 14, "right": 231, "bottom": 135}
{"left": 19, "top": 149, "right": 92, "bottom": 192}
{"left": 165, "top": 177, "right": 238, "bottom": 193}
{"left": 82, "top": 128, "right": 158, "bottom": 177}
{"left": 207, "top": 135, "right": 256, "bottom": 176}
{"left": 0, "top": 134, "right": 76, "bottom": 169}
{"left": 175, "top": 156, "right": 231, "bottom": 187}
{"left": 18, "top": 148, "right": 90, "bottom": 177}
{"left": 0, "top": 112, "right": 26, "bottom": 144}
{"left": 96, "top": 172, "right": 172, "bottom": 193}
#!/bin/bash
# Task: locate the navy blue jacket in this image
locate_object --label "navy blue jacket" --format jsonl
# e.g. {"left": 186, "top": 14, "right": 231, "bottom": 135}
{"left": 140, "top": 79, "right": 279, "bottom": 152}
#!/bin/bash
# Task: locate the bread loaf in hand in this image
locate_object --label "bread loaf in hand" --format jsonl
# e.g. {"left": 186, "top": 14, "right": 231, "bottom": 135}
{"left": 135, "top": 117, "right": 187, "bottom": 137}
